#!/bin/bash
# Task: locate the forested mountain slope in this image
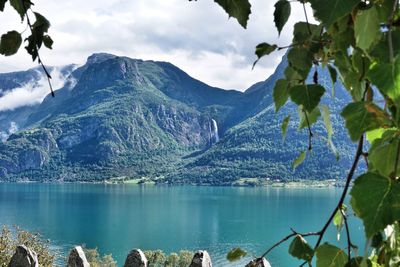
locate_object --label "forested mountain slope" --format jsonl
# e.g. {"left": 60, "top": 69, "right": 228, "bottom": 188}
{"left": 0, "top": 53, "right": 357, "bottom": 183}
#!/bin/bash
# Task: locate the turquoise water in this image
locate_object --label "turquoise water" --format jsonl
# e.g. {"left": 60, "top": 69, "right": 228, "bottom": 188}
{"left": 0, "top": 184, "right": 365, "bottom": 266}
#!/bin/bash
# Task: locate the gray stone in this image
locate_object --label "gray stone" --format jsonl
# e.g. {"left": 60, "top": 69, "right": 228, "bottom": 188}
{"left": 8, "top": 245, "right": 38, "bottom": 267}
{"left": 124, "top": 249, "right": 147, "bottom": 267}
{"left": 245, "top": 257, "right": 271, "bottom": 267}
{"left": 189, "top": 250, "right": 212, "bottom": 267}
{"left": 67, "top": 246, "right": 90, "bottom": 267}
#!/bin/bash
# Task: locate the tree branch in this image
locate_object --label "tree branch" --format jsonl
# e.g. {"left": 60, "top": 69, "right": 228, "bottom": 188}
{"left": 258, "top": 229, "right": 321, "bottom": 260}
{"left": 341, "top": 209, "right": 355, "bottom": 262}
{"left": 313, "top": 135, "right": 364, "bottom": 250}
{"left": 393, "top": 139, "right": 400, "bottom": 179}
{"left": 22, "top": 3, "right": 54, "bottom": 97}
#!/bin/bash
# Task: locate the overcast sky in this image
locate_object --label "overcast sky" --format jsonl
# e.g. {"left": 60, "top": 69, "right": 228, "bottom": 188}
{"left": 0, "top": 0, "right": 312, "bottom": 91}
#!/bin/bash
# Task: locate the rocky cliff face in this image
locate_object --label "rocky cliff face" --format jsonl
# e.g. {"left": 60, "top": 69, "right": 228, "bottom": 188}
{"left": 0, "top": 54, "right": 239, "bottom": 180}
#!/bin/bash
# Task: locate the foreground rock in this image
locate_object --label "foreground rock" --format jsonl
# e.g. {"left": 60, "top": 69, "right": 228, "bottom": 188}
{"left": 245, "top": 257, "right": 271, "bottom": 267}
{"left": 189, "top": 250, "right": 212, "bottom": 267}
{"left": 124, "top": 249, "right": 148, "bottom": 267}
{"left": 67, "top": 246, "right": 90, "bottom": 267}
{"left": 8, "top": 245, "right": 38, "bottom": 267}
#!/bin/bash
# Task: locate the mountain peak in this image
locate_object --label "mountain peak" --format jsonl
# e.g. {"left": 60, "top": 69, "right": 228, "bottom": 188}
{"left": 86, "top": 53, "right": 118, "bottom": 65}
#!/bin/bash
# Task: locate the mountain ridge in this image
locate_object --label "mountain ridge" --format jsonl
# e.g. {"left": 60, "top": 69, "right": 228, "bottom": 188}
{"left": 0, "top": 53, "right": 356, "bottom": 184}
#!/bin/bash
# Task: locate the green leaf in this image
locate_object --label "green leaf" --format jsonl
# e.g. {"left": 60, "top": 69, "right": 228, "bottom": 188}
{"left": 371, "top": 232, "right": 383, "bottom": 248}
{"left": 344, "top": 257, "right": 374, "bottom": 267}
{"left": 309, "top": 0, "right": 360, "bottom": 28}
{"left": 293, "top": 151, "right": 307, "bottom": 170}
{"left": 341, "top": 102, "right": 391, "bottom": 142}
{"left": 9, "top": 0, "right": 31, "bottom": 20}
{"left": 0, "top": 0, "right": 7, "bottom": 11}
{"left": 350, "top": 172, "right": 400, "bottom": 237}
{"left": 368, "top": 131, "right": 400, "bottom": 177}
{"left": 315, "top": 243, "right": 348, "bottom": 267}
{"left": 24, "top": 12, "right": 51, "bottom": 60}
{"left": 354, "top": 5, "right": 380, "bottom": 52}
{"left": 333, "top": 204, "right": 347, "bottom": 240}
{"left": 284, "top": 66, "right": 303, "bottom": 82}
{"left": 273, "top": 79, "right": 290, "bottom": 111}
{"left": 253, "top": 43, "right": 277, "bottom": 67}
{"left": 287, "top": 47, "right": 313, "bottom": 80}
{"left": 214, "top": 0, "right": 251, "bottom": 28}
{"left": 321, "top": 105, "right": 333, "bottom": 140}
{"left": 281, "top": 116, "right": 290, "bottom": 142}
{"left": 368, "top": 56, "right": 400, "bottom": 105}
{"left": 33, "top": 12, "right": 51, "bottom": 34}
{"left": 292, "top": 22, "right": 321, "bottom": 43}
{"left": 299, "top": 107, "right": 320, "bottom": 129}
{"left": 289, "top": 84, "right": 325, "bottom": 112}
{"left": 366, "top": 128, "right": 387, "bottom": 144}
{"left": 288, "top": 234, "right": 314, "bottom": 262}
{"left": 274, "top": 0, "right": 291, "bottom": 36}
{"left": 329, "top": 15, "right": 356, "bottom": 52}
{"left": 0, "top": 30, "right": 22, "bottom": 56}
{"left": 327, "top": 65, "right": 337, "bottom": 96}
{"left": 328, "top": 139, "right": 340, "bottom": 161}
{"left": 226, "top": 247, "right": 247, "bottom": 262}
{"left": 43, "top": 35, "right": 53, "bottom": 49}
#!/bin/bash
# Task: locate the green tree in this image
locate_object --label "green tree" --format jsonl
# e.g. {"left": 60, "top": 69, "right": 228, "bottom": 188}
{"left": 0, "top": 226, "right": 56, "bottom": 266}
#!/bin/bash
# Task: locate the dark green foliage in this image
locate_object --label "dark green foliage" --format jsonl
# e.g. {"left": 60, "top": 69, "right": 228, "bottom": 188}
{"left": 143, "top": 250, "right": 193, "bottom": 267}
{"left": 288, "top": 235, "right": 314, "bottom": 262}
{"left": 289, "top": 84, "right": 325, "bottom": 112}
{"left": 213, "top": 0, "right": 251, "bottom": 28}
{"left": 254, "top": 43, "right": 277, "bottom": 67}
{"left": 274, "top": 0, "right": 291, "bottom": 36}
{"left": 315, "top": 243, "right": 347, "bottom": 267}
{"left": 9, "top": 0, "right": 31, "bottom": 20}
{"left": 0, "top": 226, "right": 56, "bottom": 266}
{"left": 84, "top": 247, "right": 117, "bottom": 267}
{"left": 226, "top": 247, "right": 247, "bottom": 262}
{"left": 0, "top": 31, "right": 22, "bottom": 56}
{"left": 350, "top": 172, "right": 400, "bottom": 237}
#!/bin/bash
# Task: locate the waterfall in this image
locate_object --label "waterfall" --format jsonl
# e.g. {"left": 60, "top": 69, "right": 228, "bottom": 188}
{"left": 211, "top": 119, "right": 219, "bottom": 143}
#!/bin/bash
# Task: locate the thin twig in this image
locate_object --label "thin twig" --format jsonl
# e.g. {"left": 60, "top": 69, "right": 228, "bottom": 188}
{"left": 302, "top": 2, "right": 312, "bottom": 35}
{"left": 341, "top": 209, "right": 353, "bottom": 262}
{"left": 313, "top": 135, "right": 364, "bottom": 250}
{"left": 393, "top": 139, "right": 400, "bottom": 179}
{"left": 388, "top": 0, "right": 398, "bottom": 62}
{"left": 303, "top": 109, "right": 313, "bottom": 151}
{"left": 362, "top": 81, "right": 370, "bottom": 101}
{"left": 259, "top": 229, "right": 320, "bottom": 259}
{"left": 277, "top": 43, "right": 298, "bottom": 50}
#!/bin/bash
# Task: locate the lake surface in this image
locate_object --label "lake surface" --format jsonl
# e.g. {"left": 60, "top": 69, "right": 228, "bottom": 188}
{"left": 0, "top": 184, "right": 365, "bottom": 266}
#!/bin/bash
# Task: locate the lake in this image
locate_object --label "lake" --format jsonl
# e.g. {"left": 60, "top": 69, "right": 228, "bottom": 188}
{"left": 0, "top": 183, "right": 365, "bottom": 266}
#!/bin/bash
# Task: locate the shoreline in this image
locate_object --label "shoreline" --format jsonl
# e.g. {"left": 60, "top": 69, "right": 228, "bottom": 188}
{"left": 0, "top": 178, "right": 346, "bottom": 188}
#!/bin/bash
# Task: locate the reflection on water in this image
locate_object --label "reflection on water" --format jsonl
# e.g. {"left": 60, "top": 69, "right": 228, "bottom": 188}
{"left": 0, "top": 184, "right": 364, "bottom": 266}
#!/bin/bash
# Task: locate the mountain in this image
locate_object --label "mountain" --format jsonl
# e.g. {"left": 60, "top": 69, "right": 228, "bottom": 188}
{"left": 0, "top": 53, "right": 357, "bottom": 183}
{"left": 167, "top": 57, "right": 358, "bottom": 184}
{"left": 0, "top": 65, "right": 76, "bottom": 141}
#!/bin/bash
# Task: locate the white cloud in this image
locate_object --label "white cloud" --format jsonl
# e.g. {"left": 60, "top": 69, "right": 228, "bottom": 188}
{"left": 0, "top": 68, "right": 70, "bottom": 112}
{"left": 0, "top": 0, "right": 315, "bottom": 90}
{"left": 0, "top": 121, "right": 18, "bottom": 142}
